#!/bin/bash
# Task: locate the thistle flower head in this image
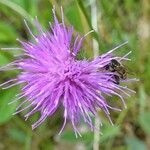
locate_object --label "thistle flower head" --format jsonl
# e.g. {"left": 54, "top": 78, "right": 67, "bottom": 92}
{"left": 0, "top": 7, "right": 137, "bottom": 137}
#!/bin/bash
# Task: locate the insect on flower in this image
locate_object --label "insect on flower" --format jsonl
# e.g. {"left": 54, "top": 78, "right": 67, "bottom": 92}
{"left": 0, "top": 7, "right": 138, "bottom": 137}
{"left": 104, "top": 59, "right": 127, "bottom": 84}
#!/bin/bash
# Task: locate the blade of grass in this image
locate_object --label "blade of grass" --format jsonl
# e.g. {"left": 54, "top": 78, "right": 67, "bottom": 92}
{"left": 0, "top": 0, "right": 33, "bottom": 25}
{"left": 76, "top": 0, "right": 100, "bottom": 48}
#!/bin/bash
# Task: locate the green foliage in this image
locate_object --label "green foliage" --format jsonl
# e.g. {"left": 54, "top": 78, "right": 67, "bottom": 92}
{"left": 0, "top": 0, "right": 149, "bottom": 149}
{"left": 0, "top": 52, "right": 10, "bottom": 65}
{"left": 7, "top": 127, "right": 27, "bottom": 143}
{"left": 0, "top": 21, "right": 18, "bottom": 43}
{"left": 100, "top": 124, "right": 120, "bottom": 143}
{"left": 60, "top": 130, "right": 93, "bottom": 144}
{"left": 0, "top": 87, "right": 19, "bottom": 124}
{"left": 139, "top": 112, "right": 150, "bottom": 134}
{"left": 65, "top": 1, "right": 83, "bottom": 33}
{"left": 125, "top": 137, "right": 147, "bottom": 150}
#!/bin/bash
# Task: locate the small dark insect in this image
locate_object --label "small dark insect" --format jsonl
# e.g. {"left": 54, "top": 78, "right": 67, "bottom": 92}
{"left": 113, "top": 75, "right": 120, "bottom": 85}
{"left": 105, "top": 59, "right": 127, "bottom": 84}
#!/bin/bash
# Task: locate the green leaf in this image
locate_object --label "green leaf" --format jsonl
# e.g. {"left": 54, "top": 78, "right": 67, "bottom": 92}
{"left": 60, "top": 130, "right": 93, "bottom": 144}
{"left": 10, "top": 0, "right": 38, "bottom": 16}
{"left": 7, "top": 128, "right": 26, "bottom": 143}
{"left": 139, "top": 85, "right": 146, "bottom": 113}
{"left": 0, "top": 0, "right": 33, "bottom": 24}
{"left": 0, "top": 21, "right": 18, "bottom": 43}
{"left": 138, "top": 112, "right": 150, "bottom": 134}
{"left": 24, "top": 0, "right": 38, "bottom": 17}
{"left": 125, "top": 137, "right": 147, "bottom": 150}
{"left": 0, "top": 52, "right": 19, "bottom": 78}
{"left": 9, "top": 0, "right": 25, "bottom": 8}
{"left": 0, "top": 52, "right": 10, "bottom": 65}
{"left": 0, "top": 87, "right": 19, "bottom": 124}
{"left": 100, "top": 124, "right": 120, "bottom": 143}
{"left": 65, "top": 2, "right": 83, "bottom": 33}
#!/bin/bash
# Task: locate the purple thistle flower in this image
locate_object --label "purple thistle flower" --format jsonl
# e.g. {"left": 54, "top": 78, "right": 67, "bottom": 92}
{"left": 0, "top": 7, "right": 137, "bottom": 137}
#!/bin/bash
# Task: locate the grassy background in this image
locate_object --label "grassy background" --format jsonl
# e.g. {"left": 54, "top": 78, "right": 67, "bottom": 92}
{"left": 0, "top": 0, "right": 150, "bottom": 149}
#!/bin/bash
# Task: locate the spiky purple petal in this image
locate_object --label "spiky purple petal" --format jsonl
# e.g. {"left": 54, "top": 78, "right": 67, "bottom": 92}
{"left": 0, "top": 8, "right": 136, "bottom": 137}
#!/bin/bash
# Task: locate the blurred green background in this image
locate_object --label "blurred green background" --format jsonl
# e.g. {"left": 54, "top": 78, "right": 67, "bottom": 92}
{"left": 0, "top": 0, "right": 149, "bottom": 150}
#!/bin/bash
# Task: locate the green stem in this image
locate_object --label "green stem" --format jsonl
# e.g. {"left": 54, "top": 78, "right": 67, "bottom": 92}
{"left": 76, "top": 0, "right": 101, "bottom": 48}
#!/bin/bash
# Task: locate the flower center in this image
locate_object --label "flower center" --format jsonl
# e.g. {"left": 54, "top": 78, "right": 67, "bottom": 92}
{"left": 60, "top": 59, "right": 81, "bottom": 81}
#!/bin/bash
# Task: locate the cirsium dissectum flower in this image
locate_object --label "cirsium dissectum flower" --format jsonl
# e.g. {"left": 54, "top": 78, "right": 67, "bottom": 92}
{"left": 0, "top": 7, "right": 137, "bottom": 137}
